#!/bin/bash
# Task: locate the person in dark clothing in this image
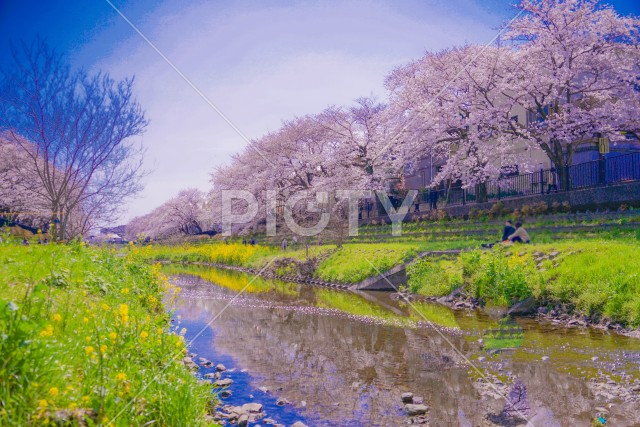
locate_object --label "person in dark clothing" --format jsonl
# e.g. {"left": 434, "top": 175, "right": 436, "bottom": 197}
{"left": 429, "top": 189, "right": 439, "bottom": 210}
{"left": 502, "top": 220, "right": 516, "bottom": 241}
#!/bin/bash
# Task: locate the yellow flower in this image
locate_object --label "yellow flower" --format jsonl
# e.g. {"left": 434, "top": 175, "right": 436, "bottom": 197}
{"left": 81, "top": 396, "right": 90, "bottom": 403}
{"left": 100, "top": 344, "right": 108, "bottom": 353}
{"left": 68, "top": 402, "right": 77, "bottom": 410}
{"left": 109, "top": 332, "right": 117, "bottom": 341}
{"left": 84, "top": 346, "right": 95, "bottom": 355}
{"left": 82, "top": 317, "right": 89, "bottom": 324}
{"left": 52, "top": 313, "right": 62, "bottom": 322}
{"left": 121, "top": 288, "right": 129, "bottom": 294}
{"left": 157, "top": 327, "right": 163, "bottom": 334}
{"left": 115, "top": 372, "right": 127, "bottom": 381}
{"left": 101, "top": 303, "right": 110, "bottom": 311}
{"left": 38, "top": 399, "right": 48, "bottom": 409}
{"left": 85, "top": 336, "right": 91, "bottom": 343}
{"left": 139, "top": 331, "right": 149, "bottom": 340}
{"left": 40, "top": 325, "right": 54, "bottom": 337}
{"left": 48, "top": 387, "right": 59, "bottom": 398}
{"left": 118, "top": 304, "right": 129, "bottom": 317}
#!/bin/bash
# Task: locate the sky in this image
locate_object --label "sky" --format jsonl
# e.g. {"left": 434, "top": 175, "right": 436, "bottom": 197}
{"left": 1, "top": 0, "right": 639, "bottom": 223}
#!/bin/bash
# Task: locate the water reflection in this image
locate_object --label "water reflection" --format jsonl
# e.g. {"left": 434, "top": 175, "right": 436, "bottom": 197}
{"left": 168, "top": 265, "right": 640, "bottom": 426}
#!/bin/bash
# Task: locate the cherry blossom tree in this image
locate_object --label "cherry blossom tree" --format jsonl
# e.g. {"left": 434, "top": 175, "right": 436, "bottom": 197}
{"left": 502, "top": 0, "right": 640, "bottom": 174}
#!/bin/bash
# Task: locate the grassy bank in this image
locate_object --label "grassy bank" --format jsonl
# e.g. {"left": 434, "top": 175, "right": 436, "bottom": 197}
{"left": 138, "top": 240, "right": 479, "bottom": 284}
{"left": 0, "top": 241, "right": 215, "bottom": 426}
{"left": 407, "top": 239, "right": 640, "bottom": 327}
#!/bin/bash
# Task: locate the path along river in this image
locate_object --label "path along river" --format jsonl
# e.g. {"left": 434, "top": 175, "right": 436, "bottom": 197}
{"left": 164, "top": 264, "right": 640, "bottom": 427}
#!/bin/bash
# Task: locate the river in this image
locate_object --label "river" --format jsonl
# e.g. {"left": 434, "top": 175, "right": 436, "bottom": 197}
{"left": 165, "top": 264, "right": 640, "bottom": 427}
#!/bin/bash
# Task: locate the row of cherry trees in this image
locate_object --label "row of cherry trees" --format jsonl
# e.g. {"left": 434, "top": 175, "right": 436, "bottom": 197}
{"left": 127, "top": 0, "right": 640, "bottom": 238}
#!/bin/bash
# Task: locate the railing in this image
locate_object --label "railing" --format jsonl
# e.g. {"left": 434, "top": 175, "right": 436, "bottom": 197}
{"left": 359, "top": 151, "right": 640, "bottom": 218}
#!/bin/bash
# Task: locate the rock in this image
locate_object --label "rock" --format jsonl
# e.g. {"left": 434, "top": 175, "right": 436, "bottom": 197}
{"left": 299, "top": 400, "right": 307, "bottom": 407}
{"left": 258, "top": 386, "right": 270, "bottom": 393}
{"left": 203, "top": 373, "right": 216, "bottom": 379}
{"left": 291, "top": 422, "right": 308, "bottom": 427}
{"left": 518, "top": 251, "right": 526, "bottom": 257}
{"left": 182, "top": 356, "right": 199, "bottom": 370}
{"left": 549, "top": 251, "right": 560, "bottom": 258}
{"left": 591, "top": 357, "right": 600, "bottom": 362}
{"left": 215, "top": 363, "right": 227, "bottom": 372}
{"left": 214, "top": 378, "right": 234, "bottom": 387}
{"left": 478, "top": 357, "right": 486, "bottom": 362}
{"left": 404, "top": 404, "right": 429, "bottom": 416}
{"left": 238, "top": 414, "right": 249, "bottom": 427}
{"left": 537, "top": 306, "right": 548, "bottom": 315}
{"left": 276, "top": 397, "right": 290, "bottom": 406}
{"left": 412, "top": 396, "right": 424, "bottom": 404}
{"left": 507, "top": 296, "right": 537, "bottom": 316}
{"left": 542, "top": 356, "right": 550, "bottom": 362}
{"left": 220, "top": 390, "right": 232, "bottom": 398}
{"left": 242, "top": 402, "right": 263, "bottom": 413}
{"left": 401, "top": 392, "right": 414, "bottom": 404}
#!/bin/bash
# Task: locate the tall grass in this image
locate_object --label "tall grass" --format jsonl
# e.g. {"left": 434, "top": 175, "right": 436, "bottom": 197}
{"left": 0, "top": 242, "right": 215, "bottom": 426}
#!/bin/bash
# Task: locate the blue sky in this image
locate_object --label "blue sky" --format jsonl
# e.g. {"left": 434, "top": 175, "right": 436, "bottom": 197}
{"left": 1, "top": 0, "right": 639, "bottom": 222}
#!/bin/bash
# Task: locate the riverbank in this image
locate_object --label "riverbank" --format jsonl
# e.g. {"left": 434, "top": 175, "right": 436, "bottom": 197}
{"left": 406, "top": 239, "right": 640, "bottom": 331}
{"left": 136, "top": 231, "right": 640, "bottom": 332}
{"left": 0, "top": 241, "right": 217, "bottom": 426}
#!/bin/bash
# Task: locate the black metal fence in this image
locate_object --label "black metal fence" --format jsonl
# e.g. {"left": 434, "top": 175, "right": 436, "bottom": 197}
{"left": 433, "top": 152, "right": 640, "bottom": 208}
{"left": 360, "top": 151, "right": 640, "bottom": 218}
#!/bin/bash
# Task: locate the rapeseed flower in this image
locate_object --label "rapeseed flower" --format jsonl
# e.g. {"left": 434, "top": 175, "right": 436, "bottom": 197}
{"left": 40, "top": 325, "right": 54, "bottom": 337}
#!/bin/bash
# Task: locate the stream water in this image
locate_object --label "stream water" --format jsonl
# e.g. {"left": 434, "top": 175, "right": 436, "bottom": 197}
{"left": 166, "top": 264, "right": 640, "bottom": 427}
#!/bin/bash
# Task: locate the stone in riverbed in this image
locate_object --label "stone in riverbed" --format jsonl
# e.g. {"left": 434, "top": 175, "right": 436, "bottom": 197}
{"left": 404, "top": 404, "right": 429, "bottom": 416}
{"left": 401, "top": 392, "right": 413, "bottom": 403}
{"left": 238, "top": 414, "right": 249, "bottom": 427}
{"left": 291, "top": 422, "right": 308, "bottom": 427}
{"left": 541, "top": 356, "right": 550, "bottom": 362}
{"left": 214, "top": 378, "right": 234, "bottom": 387}
{"left": 203, "top": 373, "right": 216, "bottom": 379}
{"left": 507, "top": 296, "right": 537, "bottom": 316}
{"left": 276, "top": 397, "right": 290, "bottom": 406}
{"left": 241, "top": 402, "right": 263, "bottom": 413}
{"left": 215, "top": 363, "right": 227, "bottom": 372}
{"left": 220, "top": 390, "right": 232, "bottom": 398}
{"left": 182, "top": 357, "right": 199, "bottom": 370}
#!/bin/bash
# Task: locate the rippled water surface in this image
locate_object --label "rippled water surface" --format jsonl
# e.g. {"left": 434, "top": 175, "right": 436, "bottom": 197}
{"left": 167, "top": 264, "right": 640, "bottom": 427}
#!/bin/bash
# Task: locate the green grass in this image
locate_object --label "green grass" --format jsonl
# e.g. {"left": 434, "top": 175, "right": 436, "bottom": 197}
{"left": 0, "top": 241, "right": 216, "bottom": 426}
{"left": 407, "top": 239, "right": 640, "bottom": 327}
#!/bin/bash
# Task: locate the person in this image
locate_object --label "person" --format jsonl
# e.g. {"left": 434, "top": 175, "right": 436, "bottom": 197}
{"left": 546, "top": 167, "right": 559, "bottom": 194}
{"left": 429, "top": 189, "right": 439, "bottom": 210}
{"left": 250, "top": 238, "right": 256, "bottom": 246}
{"left": 22, "top": 237, "right": 29, "bottom": 246}
{"left": 502, "top": 220, "right": 516, "bottom": 241}
{"left": 508, "top": 222, "right": 531, "bottom": 243}
{"left": 281, "top": 238, "right": 287, "bottom": 251}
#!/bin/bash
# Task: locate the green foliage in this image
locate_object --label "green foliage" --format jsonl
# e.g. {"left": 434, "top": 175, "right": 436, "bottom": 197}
{"left": 0, "top": 243, "right": 215, "bottom": 426}
{"left": 314, "top": 243, "right": 417, "bottom": 283}
{"left": 471, "top": 248, "right": 534, "bottom": 305}
{"left": 406, "top": 258, "right": 462, "bottom": 296}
